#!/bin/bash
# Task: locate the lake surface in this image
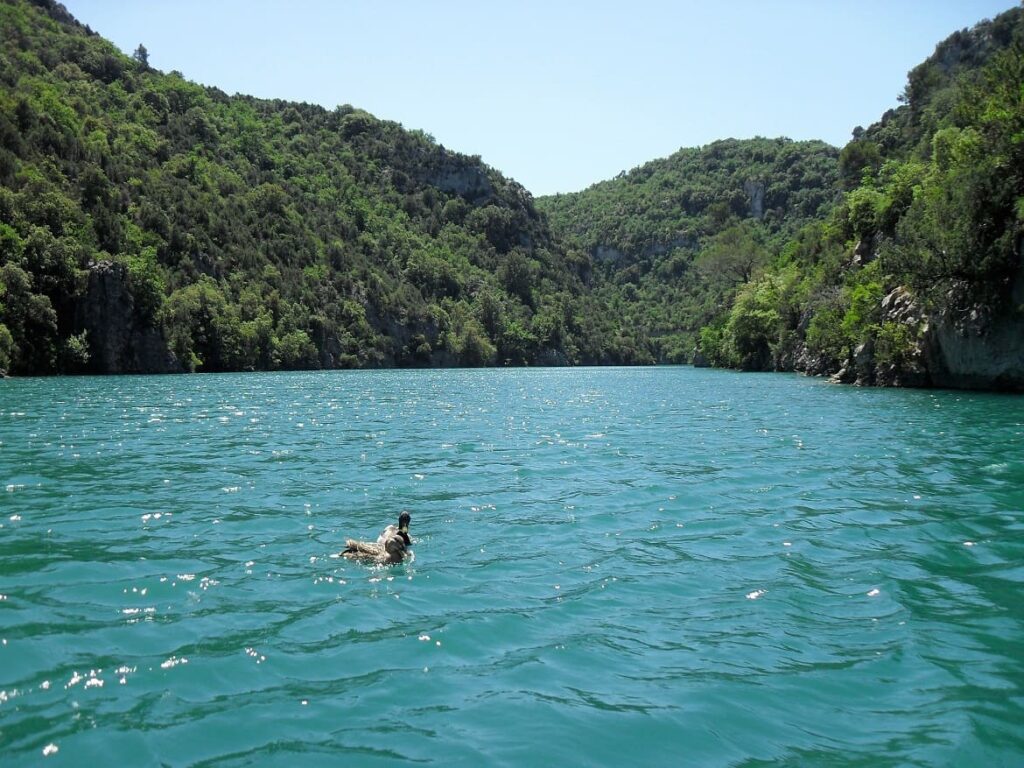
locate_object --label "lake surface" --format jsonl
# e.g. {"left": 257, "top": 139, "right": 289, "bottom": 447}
{"left": 1, "top": 367, "right": 1023, "bottom": 766}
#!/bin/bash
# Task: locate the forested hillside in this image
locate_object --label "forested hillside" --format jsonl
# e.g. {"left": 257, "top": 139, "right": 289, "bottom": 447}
{"left": 542, "top": 5, "right": 1024, "bottom": 389}
{"left": 698, "top": 5, "right": 1024, "bottom": 388}
{"left": 0, "top": 0, "right": 645, "bottom": 375}
{"left": 538, "top": 138, "right": 841, "bottom": 362}
{"left": 2, "top": 0, "right": 1021, "bottom": 389}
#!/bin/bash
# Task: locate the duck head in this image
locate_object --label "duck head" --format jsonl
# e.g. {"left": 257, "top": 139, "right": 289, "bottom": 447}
{"left": 398, "top": 511, "right": 411, "bottom": 544}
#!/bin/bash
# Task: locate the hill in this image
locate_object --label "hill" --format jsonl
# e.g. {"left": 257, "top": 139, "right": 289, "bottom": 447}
{"left": 0, "top": 0, "right": 646, "bottom": 375}
{"left": 3, "top": 0, "right": 1021, "bottom": 389}
{"left": 537, "top": 137, "right": 841, "bottom": 362}
{"left": 541, "top": 6, "right": 1024, "bottom": 388}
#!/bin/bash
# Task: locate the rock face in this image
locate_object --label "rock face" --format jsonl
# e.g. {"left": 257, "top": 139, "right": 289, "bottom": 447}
{"left": 75, "top": 261, "right": 179, "bottom": 374}
{"left": 787, "top": 277, "right": 1024, "bottom": 391}
{"left": 926, "top": 301, "right": 1024, "bottom": 391}
{"left": 593, "top": 245, "right": 628, "bottom": 264}
{"left": 592, "top": 235, "right": 696, "bottom": 265}
{"left": 818, "top": 282, "right": 1024, "bottom": 391}
{"left": 743, "top": 179, "right": 765, "bottom": 219}
{"left": 428, "top": 160, "right": 494, "bottom": 203}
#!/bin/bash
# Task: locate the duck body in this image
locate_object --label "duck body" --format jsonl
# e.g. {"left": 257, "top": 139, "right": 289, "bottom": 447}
{"left": 377, "top": 511, "right": 412, "bottom": 546}
{"left": 342, "top": 534, "right": 407, "bottom": 565}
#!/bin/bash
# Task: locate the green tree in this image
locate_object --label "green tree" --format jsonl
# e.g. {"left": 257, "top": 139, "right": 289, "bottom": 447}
{"left": 133, "top": 44, "right": 149, "bottom": 68}
{"left": 274, "top": 330, "right": 318, "bottom": 369}
{"left": 696, "top": 221, "right": 768, "bottom": 288}
{"left": 0, "top": 323, "right": 13, "bottom": 372}
{"left": 723, "top": 275, "right": 782, "bottom": 370}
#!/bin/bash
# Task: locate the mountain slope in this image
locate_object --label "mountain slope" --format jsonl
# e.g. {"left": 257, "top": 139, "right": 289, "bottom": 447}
{"left": 539, "top": 5, "right": 1024, "bottom": 388}
{"left": 537, "top": 137, "right": 842, "bottom": 361}
{"left": 540, "top": 137, "right": 840, "bottom": 258}
{"left": 0, "top": 0, "right": 643, "bottom": 375}
{"left": 696, "top": 5, "right": 1024, "bottom": 389}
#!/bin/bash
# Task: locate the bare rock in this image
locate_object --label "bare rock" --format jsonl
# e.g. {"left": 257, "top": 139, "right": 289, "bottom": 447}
{"left": 744, "top": 179, "right": 765, "bottom": 220}
{"left": 75, "top": 261, "right": 179, "bottom": 374}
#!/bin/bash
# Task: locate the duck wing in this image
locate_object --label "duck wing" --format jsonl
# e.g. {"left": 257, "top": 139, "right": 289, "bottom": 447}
{"left": 342, "top": 538, "right": 386, "bottom": 559}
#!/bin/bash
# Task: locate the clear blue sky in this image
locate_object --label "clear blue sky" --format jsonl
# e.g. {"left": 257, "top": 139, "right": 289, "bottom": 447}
{"left": 62, "top": 0, "right": 1017, "bottom": 196}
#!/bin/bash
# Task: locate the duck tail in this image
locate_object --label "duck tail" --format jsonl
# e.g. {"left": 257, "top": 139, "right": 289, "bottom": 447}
{"left": 343, "top": 539, "right": 385, "bottom": 557}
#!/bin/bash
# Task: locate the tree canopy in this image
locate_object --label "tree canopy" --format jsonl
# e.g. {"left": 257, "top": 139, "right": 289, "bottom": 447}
{"left": 0, "top": 0, "right": 647, "bottom": 374}
{"left": 2, "top": 0, "right": 1020, "bottom": 389}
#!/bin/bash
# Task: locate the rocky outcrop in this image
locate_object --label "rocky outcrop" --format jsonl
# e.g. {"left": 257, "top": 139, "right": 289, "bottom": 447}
{"left": 593, "top": 245, "right": 628, "bottom": 264}
{"left": 820, "top": 281, "right": 1024, "bottom": 391}
{"left": 428, "top": 161, "right": 494, "bottom": 203}
{"left": 744, "top": 179, "right": 765, "bottom": 219}
{"left": 926, "top": 295, "right": 1024, "bottom": 391}
{"left": 852, "top": 232, "right": 882, "bottom": 266}
{"left": 535, "top": 347, "right": 570, "bottom": 366}
{"left": 592, "top": 235, "right": 697, "bottom": 265}
{"left": 643, "top": 235, "right": 698, "bottom": 258}
{"left": 75, "top": 261, "right": 179, "bottom": 374}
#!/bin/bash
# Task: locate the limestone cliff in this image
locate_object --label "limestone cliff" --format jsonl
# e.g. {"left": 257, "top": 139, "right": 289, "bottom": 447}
{"left": 925, "top": 278, "right": 1024, "bottom": 391}
{"left": 75, "top": 262, "right": 180, "bottom": 374}
{"left": 809, "top": 277, "right": 1024, "bottom": 392}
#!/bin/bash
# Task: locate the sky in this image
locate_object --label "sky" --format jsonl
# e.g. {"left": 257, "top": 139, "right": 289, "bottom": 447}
{"left": 62, "top": 0, "right": 1018, "bottom": 196}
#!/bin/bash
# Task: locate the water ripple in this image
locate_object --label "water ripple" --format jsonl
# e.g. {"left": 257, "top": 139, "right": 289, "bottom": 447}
{"left": 1, "top": 369, "right": 1023, "bottom": 765}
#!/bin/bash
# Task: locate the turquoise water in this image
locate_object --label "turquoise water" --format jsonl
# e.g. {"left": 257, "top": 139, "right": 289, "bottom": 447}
{"left": 1, "top": 368, "right": 1023, "bottom": 766}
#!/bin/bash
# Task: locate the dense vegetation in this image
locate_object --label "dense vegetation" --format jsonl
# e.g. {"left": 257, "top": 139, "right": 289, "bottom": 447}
{"left": 2, "top": 0, "right": 1021, "bottom": 388}
{"left": 538, "top": 138, "right": 841, "bottom": 361}
{"left": 0, "top": 0, "right": 649, "bottom": 375}
{"left": 542, "top": 6, "right": 1024, "bottom": 383}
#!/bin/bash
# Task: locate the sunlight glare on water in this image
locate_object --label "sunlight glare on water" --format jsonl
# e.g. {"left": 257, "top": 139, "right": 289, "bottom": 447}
{"left": 1, "top": 368, "right": 1023, "bottom": 766}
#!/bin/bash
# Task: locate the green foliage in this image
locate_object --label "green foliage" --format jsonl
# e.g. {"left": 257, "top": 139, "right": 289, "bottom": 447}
{"left": 274, "top": 329, "right": 318, "bottom": 370}
{"left": 540, "top": 137, "right": 840, "bottom": 259}
{"left": 0, "top": 261, "right": 58, "bottom": 372}
{"left": 458, "top": 318, "right": 496, "bottom": 366}
{"left": 838, "top": 139, "right": 882, "bottom": 189}
{"left": 690, "top": 6, "right": 1024, "bottom": 379}
{"left": 0, "top": 0, "right": 638, "bottom": 373}
{"left": 874, "top": 321, "right": 917, "bottom": 368}
{"left": 722, "top": 275, "right": 783, "bottom": 370}
{"left": 804, "top": 304, "right": 849, "bottom": 364}
{"left": 123, "top": 246, "right": 165, "bottom": 320}
{"left": 60, "top": 329, "right": 90, "bottom": 371}
{"left": 695, "top": 220, "right": 769, "bottom": 287}
{"left": 2, "top": 0, "right": 1020, "bottom": 383}
{"left": 843, "top": 187, "right": 887, "bottom": 243}
{"left": 499, "top": 320, "right": 537, "bottom": 365}
{"left": 539, "top": 138, "right": 841, "bottom": 362}
{"left": 885, "top": 43, "right": 1024, "bottom": 305}
{"left": 0, "top": 322, "right": 13, "bottom": 371}
{"left": 842, "top": 268, "right": 884, "bottom": 340}
{"left": 160, "top": 277, "right": 236, "bottom": 372}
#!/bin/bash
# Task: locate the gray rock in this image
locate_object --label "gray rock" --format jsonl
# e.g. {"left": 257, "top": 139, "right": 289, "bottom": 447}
{"left": 75, "top": 261, "right": 179, "bottom": 374}
{"left": 593, "top": 244, "right": 628, "bottom": 264}
{"left": 429, "top": 163, "right": 494, "bottom": 203}
{"left": 854, "top": 339, "right": 876, "bottom": 386}
{"left": 744, "top": 179, "right": 765, "bottom": 219}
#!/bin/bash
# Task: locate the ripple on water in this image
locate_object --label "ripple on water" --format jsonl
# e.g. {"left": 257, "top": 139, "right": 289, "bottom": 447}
{"left": 0, "top": 369, "right": 1023, "bottom": 766}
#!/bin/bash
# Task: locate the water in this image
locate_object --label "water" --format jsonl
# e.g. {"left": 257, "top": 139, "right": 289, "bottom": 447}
{"left": 1, "top": 368, "right": 1023, "bottom": 767}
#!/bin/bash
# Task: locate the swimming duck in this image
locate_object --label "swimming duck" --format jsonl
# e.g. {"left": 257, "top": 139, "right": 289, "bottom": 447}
{"left": 377, "top": 511, "right": 411, "bottom": 546}
{"left": 342, "top": 534, "right": 407, "bottom": 565}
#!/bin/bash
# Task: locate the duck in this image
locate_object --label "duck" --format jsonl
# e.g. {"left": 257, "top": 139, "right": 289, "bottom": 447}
{"left": 377, "top": 511, "right": 411, "bottom": 546}
{"left": 342, "top": 533, "right": 408, "bottom": 565}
